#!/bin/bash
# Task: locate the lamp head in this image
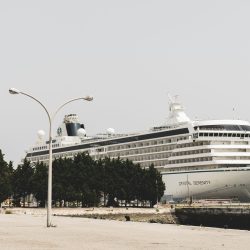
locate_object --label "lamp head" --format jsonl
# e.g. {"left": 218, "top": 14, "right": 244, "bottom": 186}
{"left": 9, "top": 88, "right": 20, "bottom": 95}
{"left": 84, "top": 96, "right": 93, "bottom": 101}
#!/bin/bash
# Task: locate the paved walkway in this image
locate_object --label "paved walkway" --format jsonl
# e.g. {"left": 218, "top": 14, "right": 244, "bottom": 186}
{"left": 0, "top": 214, "right": 249, "bottom": 249}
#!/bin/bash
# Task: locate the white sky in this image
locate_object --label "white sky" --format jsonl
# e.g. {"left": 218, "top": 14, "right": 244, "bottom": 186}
{"left": 1, "top": 0, "right": 250, "bottom": 165}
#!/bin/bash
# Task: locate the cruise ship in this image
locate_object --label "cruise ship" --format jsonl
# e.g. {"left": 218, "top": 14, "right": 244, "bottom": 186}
{"left": 25, "top": 97, "right": 250, "bottom": 202}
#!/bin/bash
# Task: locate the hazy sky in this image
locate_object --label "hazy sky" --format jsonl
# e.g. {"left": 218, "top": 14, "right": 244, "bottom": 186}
{"left": 1, "top": 0, "right": 250, "bottom": 165}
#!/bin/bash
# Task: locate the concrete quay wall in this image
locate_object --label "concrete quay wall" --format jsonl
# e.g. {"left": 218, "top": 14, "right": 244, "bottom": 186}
{"left": 175, "top": 205, "right": 250, "bottom": 229}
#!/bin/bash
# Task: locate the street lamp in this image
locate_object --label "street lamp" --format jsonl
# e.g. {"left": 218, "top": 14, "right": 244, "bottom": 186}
{"left": 9, "top": 88, "right": 93, "bottom": 227}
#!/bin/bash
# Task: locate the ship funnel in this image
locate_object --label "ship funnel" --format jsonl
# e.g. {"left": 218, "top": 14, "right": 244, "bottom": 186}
{"left": 64, "top": 114, "right": 85, "bottom": 136}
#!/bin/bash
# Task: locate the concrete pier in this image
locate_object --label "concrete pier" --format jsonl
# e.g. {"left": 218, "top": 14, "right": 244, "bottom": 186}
{"left": 175, "top": 204, "right": 250, "bottom": 229}
{"left": 0, "top": 213, "right": 250, "bottom": 250}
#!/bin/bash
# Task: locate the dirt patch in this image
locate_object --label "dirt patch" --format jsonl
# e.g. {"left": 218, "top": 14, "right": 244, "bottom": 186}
{"left": 58, "top": 212, "right": 176, "bottom": 224}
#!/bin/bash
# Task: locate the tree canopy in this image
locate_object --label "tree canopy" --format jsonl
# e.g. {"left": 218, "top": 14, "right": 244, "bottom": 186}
{"left": 1, "top": 151, "right": 165, "bottom": 208}
{"left": 0, "top": 150, "right": 13, "bottom": 204}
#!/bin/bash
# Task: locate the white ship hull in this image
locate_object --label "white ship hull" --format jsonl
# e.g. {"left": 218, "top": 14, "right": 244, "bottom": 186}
{"left": 24, "top": 99, "right": 250, "bottom": 203}
{"left": 162, "top": 167, "right": 250, "bottom": 201}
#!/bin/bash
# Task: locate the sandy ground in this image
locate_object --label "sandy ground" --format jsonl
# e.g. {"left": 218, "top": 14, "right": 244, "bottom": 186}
{"left": 0, "top": 213, "right": 250, "bottom": 250}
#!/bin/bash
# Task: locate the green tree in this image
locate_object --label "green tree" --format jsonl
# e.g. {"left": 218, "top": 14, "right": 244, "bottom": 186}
{"left": 53, "top": 157, "right": 75, "bottom": 205}
{"left": 20, "top": 152, "right": 165, "bottom": 208}
{"left": 12, "top": 159, "right": 34, "bottom": 207}
{"left": 142, "top": 165, "right": 165, "bottom": 207}
{"left": 0, "top": 150, "right": 13, "bottom": 204}
{"left": 73, "top": 153, "right": 101, "bottom": 207}
{"left": 32, "top": 162, "right": 48, "bottom": 207}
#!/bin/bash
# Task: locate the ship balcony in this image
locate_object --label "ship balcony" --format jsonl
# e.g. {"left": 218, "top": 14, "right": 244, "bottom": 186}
{"left": 167, "top": 159, "right": 250, "bottom": 169}
{"left": 169, "top": 152, "right": 250, "bottom": 161}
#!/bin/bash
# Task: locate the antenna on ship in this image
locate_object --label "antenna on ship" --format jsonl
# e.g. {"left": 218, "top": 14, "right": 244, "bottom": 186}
{"left": 232, "top": 107, "right": 235, "bottom": 120}
{"left": 167, "top": 94, "right": 175, "bottom": 112}
{"left": 168, "top": 94, "right": 179, "bottom": 102}
{"left": 167, "top": 93, "right": 174, "bottom": 103}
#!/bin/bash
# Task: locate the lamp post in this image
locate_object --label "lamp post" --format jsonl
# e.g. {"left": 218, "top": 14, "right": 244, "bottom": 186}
{"left": 9, "top": 88, "right": 93, "bottom": 227}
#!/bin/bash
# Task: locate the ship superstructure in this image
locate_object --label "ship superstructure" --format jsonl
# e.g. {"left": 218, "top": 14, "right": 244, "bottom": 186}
{"left": 25, "top": 98, "right": 250, "bottom": 201}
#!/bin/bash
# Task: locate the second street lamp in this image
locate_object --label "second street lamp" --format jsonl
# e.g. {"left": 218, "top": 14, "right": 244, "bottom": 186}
{"left": 9, "top": 88, "right": 93, "bottom": 227}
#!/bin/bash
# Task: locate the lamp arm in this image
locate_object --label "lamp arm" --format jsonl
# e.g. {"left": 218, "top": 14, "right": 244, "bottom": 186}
{"left": 20, "top": 92, "right": 51, "bottom": 125}
{"left": 52, "top": 97, "right": 88, "bottom": 121}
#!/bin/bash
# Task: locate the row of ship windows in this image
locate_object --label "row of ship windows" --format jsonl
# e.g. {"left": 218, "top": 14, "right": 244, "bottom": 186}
{"left": 57, "top": 152, "right": 170, "bottom": 169}
{"left": 126, "top": 153, "right": 170, "bottom": 162}
{"left": 106, "top": 148, "right": 250, "bottom": 161}
{"left": 172, "top": 148, "right": 250, "bottom": 157}
{"left": 177, "top": 141, "right": 210, "bottom": 148}
{"left": 214, "top": 148, "right": 249, "bottom": 152}
{"left": 148, "top": 162, "right": 243, "bottom": 171}
{"left": 172, "top": 149, "right": 211, "bottom": 157}
{"left": 169, "top": 157, "right": 213, "bottom": 164}
{"left": 93, "top": 152, "right": 170, "bottom": 164}
{"left": 107, "top": 136, "right": 188, "bottom": 151}
{"left": 33, "top": 146, "right": 47, "bottom": 151}
{"left": 164, "top": 164, "right": 239, "bottom": 172}
{"left": 105, "top": 145, "right": 176, "bottom": 157}
{"left": 215, "top": 156, "right": 250, "bottom": 160}
{"left": 169, "top": 156, "right": 250, "bottom": 164}
{"left": 28, "top": 152, "right": 250, "bottom": 171}
{"left": 143, "top": 156, "right": 250, "bottom": 166}
{"left": 26, "top": 157, "right": 219, "bottom": 172}
{"left": 30, "top": 152, "right": 199, "bottom": 167}
{"left": 177, "top": 140, "right": 250, "bottom": 149}
{"left": 158, "top": 163, "right": 250, "bottom": 172}
{"left": 211, "top": 141, "right": 249, "bottom": 145}
{"left": 194, "top": 125, "right": 250, "bottom": 131}
{"left": 33, "top": 144, "right": 60, "bottom": 151}
{"left": 166, "top": 165, "right": 213, "bottom": 172}
{"left": 196, "top": 133, "right": 250, "bottom": 138}
{"left": 140, "top": 160, "right": 168, "bottom": 168}
{"left": 29, "top": 151, "right": 79, "bottom": 162}
{"left": 135, "top": 157, "right": 250, "bottom": 168}
{"left": 32, "top": 136, "right": 189, "bottom": 153}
